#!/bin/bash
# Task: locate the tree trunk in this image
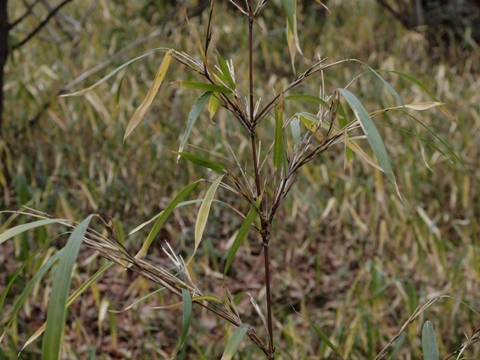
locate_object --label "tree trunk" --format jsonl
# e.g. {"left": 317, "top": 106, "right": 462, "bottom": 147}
{"left": 0, "top": 0, "right": 8, "bottom": 136}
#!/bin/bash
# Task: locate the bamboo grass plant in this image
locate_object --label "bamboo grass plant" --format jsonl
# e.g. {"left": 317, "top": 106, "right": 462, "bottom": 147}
{"left": 1, "top": 0, "right": 476, "bottom": 359}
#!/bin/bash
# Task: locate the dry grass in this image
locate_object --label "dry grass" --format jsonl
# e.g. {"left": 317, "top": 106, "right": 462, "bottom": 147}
{"left": 1, "top": 0, "right": 479, "bottom": 359}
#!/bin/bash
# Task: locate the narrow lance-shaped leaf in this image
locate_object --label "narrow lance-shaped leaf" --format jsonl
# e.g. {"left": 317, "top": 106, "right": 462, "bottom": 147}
{"left": 129, "top": 198, "right": 228, "bottom": 235}
{"left": 174, "top": 81, "right": 232, "bottom": 94}
{"left": 42, "top": 215, "right": 95, "bottom": 360}
{"left": 216, "top": 52, "right": 236, "bottom": 89}
{"left": 175, "top": 151, "right": 226, "bottom": 172}
{"left": 284, "top": 94, "right": 330, "bottom": 109}
{"left": 124, "top": 50, "right": 173, "bottom": 140}
{"left": 281, "top": 0, "right": 302, "bottom": 71}
{"left": 353, "top": 60, "right": 436, "bottom": 170}
{"left": 381, "top": 70, "right": 455, "bottom": 121}
{"left": 21, "top": 261, "right": 115, "bottom": 351}
{"left": 221, "top": 323, "right": 250, "bottom": 360}
{"left": 274, "top": 98, "right": 288, "bottom": 175}
{"left": 190, "top": 175, "right": 225, "bottom": 263}
{"left": 422, "top": 321, "right": 439, "bottom": 360}
{"left": 290, "top": 117, "right": 301, "bottom": 147}
{"left": 338, "top": 88, "right": 402, "bottom": 200}
{"left": 224, "top": 197, "right": 262, "bottom": 277}
{"left": 177, "top": 91, "right": 213, "bottom": 161}
{"left": 58, "top": 47, "right": 171, "bottom": 97}
{"left": 133, "top": 180, "right": 202, "bottom": 262}
{"left": 0, "top": 218, "right": 69, "bottom": 245}
{"left": 309, "top": 320, "right": 345, "bottom": 360}
{"left": 180, "top": 289, "right": 192, "bottom": 349}
{"left": 178, "top": 91, "right": 214, "bottom": 158}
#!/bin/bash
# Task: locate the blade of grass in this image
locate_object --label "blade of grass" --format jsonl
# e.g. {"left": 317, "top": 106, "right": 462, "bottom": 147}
{"left": 0, "top": 218, "right": 69, "bottom": 245}
{"left": 180, "top": 289, "right": 192, "bottom": 351}
{"left": 221, "top": 323, "right": 250, "bottom": 360}
{"left": 308, "top": 320, "right": 344, "bottom": 360}
{"left": 422, "top": 321, "right": 440, "bottom": 360}
{"left": 20, "top": 261, "right": 116, "bottom": 352}
{"left": 42, "top": 214, "right": 94, "bottom": 360}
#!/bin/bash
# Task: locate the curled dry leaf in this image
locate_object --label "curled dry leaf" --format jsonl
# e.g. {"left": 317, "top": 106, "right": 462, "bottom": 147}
{"left": 123, "top": 50, "right": 173, "bottom": 141}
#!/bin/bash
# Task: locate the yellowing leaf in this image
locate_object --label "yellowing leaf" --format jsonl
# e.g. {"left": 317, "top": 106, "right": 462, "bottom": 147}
{"left": 123, "top": 50, "right": 173, "bottom": 140}
{"left": 189, "top": 175, "right": 225, "bottom": 264}
{"left": 208, "top": 94, "right": 220, "bottom": 120}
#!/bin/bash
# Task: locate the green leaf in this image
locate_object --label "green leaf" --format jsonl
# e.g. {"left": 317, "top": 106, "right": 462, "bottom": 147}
{"left": 59, "top": 47, "right": 171, "bottom": 97}
{"left": 284, "top": 94, "right": 329, "bottom": 109}
{"left": 224, "top": 197, "right": 262, "bottom": 277}
{"left": 43, "top": 215, "right": 94, "bottom": 360}
{"left": 281, "top": 0, "right": 295, "bottom": 35}
{"left": 221, "top": 323, "right": 250, "bottom": 360}
{"left": 309, "top": 320, "right": 344, "bottom": 360}
{"left": 0, "top": 218, "right": 69, "bottom": 245}
{"left": 180, "top": 289, "right": 192, "bottom": 347}
{"left": 20, "top": 261, "right": 115, "bottom": 350}
{"left": 178, "top": 92, "right": 213, "bottom": 156}
{"left": 192, "top": 175, "right": 225, "bottom": 262}
{"left": 175, "top": 151, "right": 226, "bottom": 172}
{"left": 124, "top": 50, "right": 173, "bottom": 140}
{"left": 216, "top": 52, "right": 236, "bottom": 89}
{"left": 176, "top": 81, "right": 232, "bottom": 94}
{"left": 133, "top": 180, "right": 201, "bottom": 261}
{"left": 274, "top": 99, "right": 288, "bottom": 174}
{"left": 422, "top": 321, "right": 439, "bottom": 360}
{"left": 115, "top": 70, "right": 128, "bottom": 105}
{"left": 208, "top": 94, "right": 221, "bottom": 120}
{"left": 290, "top": 117, "right": 301, "bottom": 147}
{"left": 338, "top": 88, "right": 401, "bottom": 199}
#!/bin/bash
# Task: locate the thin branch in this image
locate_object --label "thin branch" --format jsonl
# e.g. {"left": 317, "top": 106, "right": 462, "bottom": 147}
{"left": 9, "top": 0, "right": 42, "bottom": 30}
{"left": 12, "top": 0, "right": 75, "bottom": 50}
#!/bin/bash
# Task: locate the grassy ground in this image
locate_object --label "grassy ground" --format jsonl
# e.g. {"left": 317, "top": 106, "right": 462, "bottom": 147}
{"left": 1, "top": 0, "right": 479, "bottom": 359}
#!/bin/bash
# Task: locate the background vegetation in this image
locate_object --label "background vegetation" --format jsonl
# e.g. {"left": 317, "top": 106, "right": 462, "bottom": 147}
{"left": 1, "top": 0, "right": 479, "bottom": 358}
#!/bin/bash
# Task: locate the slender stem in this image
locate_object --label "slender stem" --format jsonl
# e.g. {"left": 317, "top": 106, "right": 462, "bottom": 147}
{"left": 248, "top": 7, "right": 254, "bottom": 129}
{"left": 247, "top": 2, "right": 274, "bottom": 357}
{"left": 263, "top": 238, "right": 274, "bottom": 358}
